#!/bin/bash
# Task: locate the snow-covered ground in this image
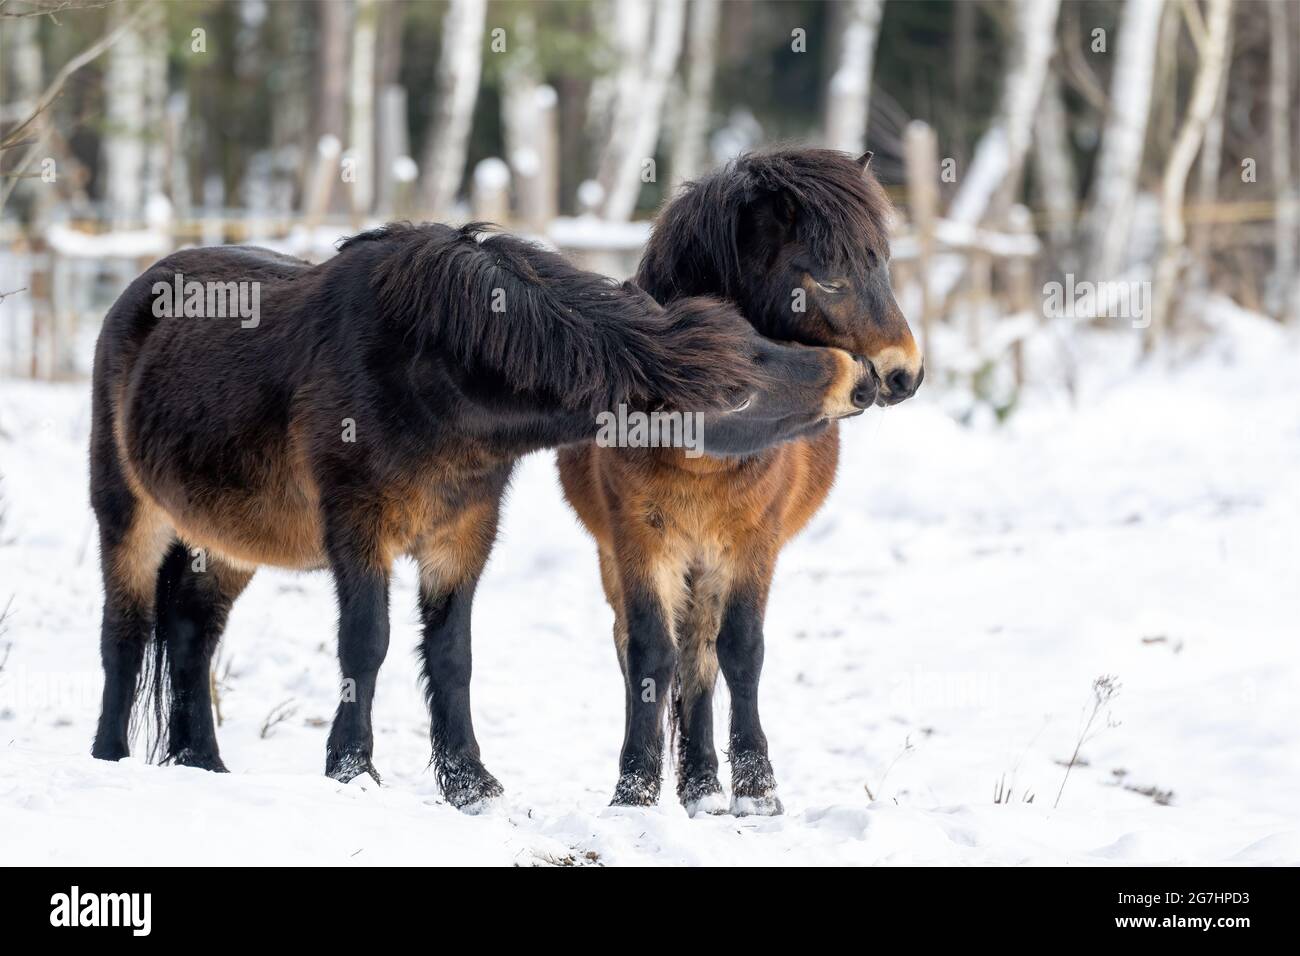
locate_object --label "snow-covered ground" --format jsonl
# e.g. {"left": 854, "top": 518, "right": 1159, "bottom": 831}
{"left": 1, "top": 306, "right": 1298, "bottom": 866}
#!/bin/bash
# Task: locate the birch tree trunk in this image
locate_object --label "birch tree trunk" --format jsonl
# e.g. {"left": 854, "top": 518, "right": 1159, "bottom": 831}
{"left": 419, "top": 0, "right": 488, "bottom": 216}
{"left": 596, "top": 0, "right": 686, "bottom": 221}
{"left": 824, "top": 0, "right": 884, "bottom": 156}
{"left": 348, "top": 0, "right": 379, "bottom": 218}
{"left": 3, "top": 16, "right": 44, "bottom": 211}
{"left": 670, "top": 0, "right": 721, "bottom": 187}
{"left": 1082, "top": 0, "right": 1164, "bottom": 282}
{"left": 373, "top": 0, "right": 408, "bottom": 217}
{"left": 1032, "top": 72, "right": 1077, "bottom": 266}
{"left": 1149, "top": 0, "right": 1234, "bottom": 347}
{"left": 1192, "top": 7, "right": 1232, "bottom": 269}
{"left": 102, "top": 3, "right": 150, "bottom": 224}
{"left": 500, "top": 7, "right": 558, "bottom": 226}
{"left": 1268, "top": 0, "right": 1296, "bottom": 321}
{"left": 933, "top": 0, "right": 1059, "bottom": 301}
{"left": 313, "top": 0, "right": 350, "bottom": 150}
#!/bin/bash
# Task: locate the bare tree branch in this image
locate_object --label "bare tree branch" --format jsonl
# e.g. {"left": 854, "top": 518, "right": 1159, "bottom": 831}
{"left": 0, "top": 0, "right": 154, "bottom": 210}
{"left": 0, "top": 0, "right": 119, "bottom": 20}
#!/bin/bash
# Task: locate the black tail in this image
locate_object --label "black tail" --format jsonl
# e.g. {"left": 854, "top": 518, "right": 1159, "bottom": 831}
{"left": 131, "top": 541, "right": 187, "bottom": 762}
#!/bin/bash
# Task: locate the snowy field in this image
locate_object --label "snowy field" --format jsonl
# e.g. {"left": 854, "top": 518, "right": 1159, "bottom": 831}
{"left": 1, "top": 304, "right": 1298, "bottom": 866}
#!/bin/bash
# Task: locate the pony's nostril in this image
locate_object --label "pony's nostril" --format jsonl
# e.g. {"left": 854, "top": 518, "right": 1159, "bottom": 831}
{"left": 886, "top": 369, "right": 912, "bottom": 396}
{"left": 851, "top": 381, "right": 875, "bottom": 409}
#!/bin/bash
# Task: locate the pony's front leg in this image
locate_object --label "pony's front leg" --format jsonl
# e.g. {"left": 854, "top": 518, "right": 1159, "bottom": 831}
{"left": 324, "top": 542, "right": 391, "bottom": 785}
{"left": 417, "top": 575, "right": 503, "bottom": 810}
{"left": 612, "top": 583, "right": 680, "bottom": 807}
{"left": 717, "top": 578, "right": 783, "bottom": 816}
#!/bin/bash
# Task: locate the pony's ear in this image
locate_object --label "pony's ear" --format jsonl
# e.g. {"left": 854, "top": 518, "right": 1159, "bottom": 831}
{"left": 857, "top": 150, "right": 874, "bottom": 169}
{"left": 738, "top": 187, "right": 799, "bottom": 262}
{"left": 751, "top": 187, "right": 798, "bottom": 236}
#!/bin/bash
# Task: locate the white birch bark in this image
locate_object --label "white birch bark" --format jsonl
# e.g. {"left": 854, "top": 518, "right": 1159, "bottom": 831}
{"left": 596, "top": 0, "right": 686, "bottom": 221}
{"left": 1193, "top": 8, "right": 1232, "bottom": 268}
{"left": 102, "top": 5, "right": 150, "bottom": 224}
{"left": 314, "top": 0, "right": 350, "bottom": 146}
{"left": 1149, "top": 0, "right": 1234, "bottom": 344}
{"left": 670, "top": 0, "right": 721, "bottom": 186}
{"left": 1268, "top": 0, "right": 1296, "bottom": 320}
{"left": 824, "top": 0, "right": 884, "bottom": 156}
{"left": 375, "top": 85, "right": 410, "bottom": 217}
{"left": 348, "top": 0, "right": 378, "bottom": 216}
{"left": 500, "top": 8, "right": 558, "bottom": 226}
{"left": 933, "top": 0, "right": 1059, "bottom": 301}
{"left": 1082, "top": 0, "right": 1164, "bottom": 281}
{"left": 420, "top": 0, "right": 488, "bottom": 215}
{"left": 1032, "top": 72, "right": 1077, "bottom": 261}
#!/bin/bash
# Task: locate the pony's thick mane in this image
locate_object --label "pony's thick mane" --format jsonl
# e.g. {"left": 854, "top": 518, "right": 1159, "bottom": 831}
{"left": 341, "top": 221, "right": 762, "bottom": 413}
{"left": 636, "top": 146, "right": 893, "bottom": 304}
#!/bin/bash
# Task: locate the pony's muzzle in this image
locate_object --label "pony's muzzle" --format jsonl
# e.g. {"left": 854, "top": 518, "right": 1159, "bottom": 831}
{"left": 869, "top": 344, "right": 925, "bottom": 406}
{"left": 822, "top": 352, "right": 876, "bottom": 419}
{"left": 851, "top": 357, "right": 879, "bottom": 410}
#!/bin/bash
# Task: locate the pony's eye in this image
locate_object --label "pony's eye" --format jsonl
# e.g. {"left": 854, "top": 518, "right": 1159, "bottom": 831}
{"left": 815, "top": 279, "right": 847, "bottom": 294}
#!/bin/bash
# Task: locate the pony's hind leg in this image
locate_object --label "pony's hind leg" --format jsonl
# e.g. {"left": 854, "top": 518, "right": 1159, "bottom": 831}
{"left": 674, "top": 567, "right": 727, "bottom": 816}
{"left": 414, "top": 499, "right": 505, "bottom": 810}
{"left": 717, "top": 574, "right": 783, "bottom": 816}
{"left": 154, "top": 542, "right": 253, "bottom": 771}
{"left": 417, "top": 576, "right": 503, "bottom": 809}
{"left": 91, "top": 487, "right": 173, "bottom": 762}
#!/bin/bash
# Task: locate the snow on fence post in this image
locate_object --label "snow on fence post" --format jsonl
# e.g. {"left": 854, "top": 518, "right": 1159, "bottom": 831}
{"left": 471, "top": 158, "right": 511, "bottom": 225}
{"left": 904, "top": 120, "right": 939, "bottom": 374}
{"left": 201, "top": 175, "right": 224, "bottom": 247}
{"left": 390, "top": 156, "right": 419, "bottom": 221}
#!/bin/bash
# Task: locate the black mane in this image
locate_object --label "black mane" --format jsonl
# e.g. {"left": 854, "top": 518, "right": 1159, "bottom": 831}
{"left": 636, "top": 146, "right": 893, "bottom": 305}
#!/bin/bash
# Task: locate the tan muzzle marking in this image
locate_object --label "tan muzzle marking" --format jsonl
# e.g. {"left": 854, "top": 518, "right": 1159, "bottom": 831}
{"left": 822, "top": 349, "right": 873, "bottom": 419}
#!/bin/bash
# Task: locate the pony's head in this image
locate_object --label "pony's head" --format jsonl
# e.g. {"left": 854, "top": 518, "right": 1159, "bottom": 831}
{"left": 637, "top": 147, "right": 923, "bottom": 405}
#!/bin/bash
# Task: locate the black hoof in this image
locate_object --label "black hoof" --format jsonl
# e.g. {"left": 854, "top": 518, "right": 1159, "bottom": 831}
{"left": 91, "top": 737, "right": 129, "bottom": 761}
{"left": 679, "top": 774, "right": 726, "bottom": 817}
{"left": 326, "top": 749, "right": 383, "bottom": 786}
{"left": 730, "top": 750, "right": 780, "bottom": 815}
{"left": 611, "top": 772, "right": 661, "bottom": 807}
{"left": 171, "top": 748, "right": 229, "bottom": 773}
{"left": 436, "top": 753, "right": 504, "bottom": 810}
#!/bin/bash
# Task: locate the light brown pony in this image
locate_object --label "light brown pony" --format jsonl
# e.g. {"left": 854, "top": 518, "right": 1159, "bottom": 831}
{"left": 558, "top": 148, "right": 922, "bottom": 814}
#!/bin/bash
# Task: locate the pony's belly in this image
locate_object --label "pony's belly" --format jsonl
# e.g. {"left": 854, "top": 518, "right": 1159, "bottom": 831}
{"left": 167, "top": 496, "right": 327, "bottom": 572}
{"left": 120, "top": 427, "right": 327, "bottom": 572}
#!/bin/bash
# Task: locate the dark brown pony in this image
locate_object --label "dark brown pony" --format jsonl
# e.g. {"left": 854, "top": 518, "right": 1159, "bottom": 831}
{"left": 88, "top": 221, "right": 874, "bottom": 808}
{"left": 558, "top": 148, "right": 922, "bottom": 814}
